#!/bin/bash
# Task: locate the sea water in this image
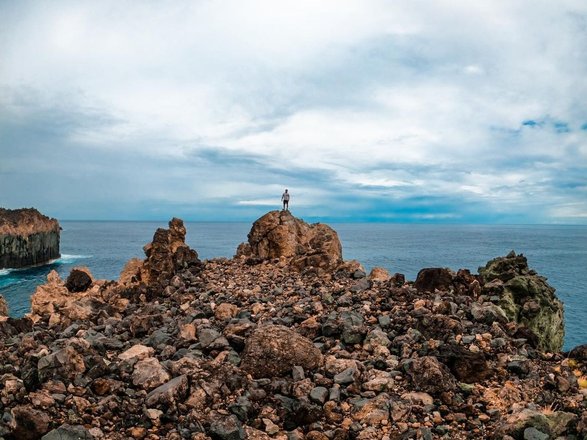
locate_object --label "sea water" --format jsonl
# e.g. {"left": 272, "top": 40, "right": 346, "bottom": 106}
{"left": 1, "top": 221, "right": 585, "bottom": 350}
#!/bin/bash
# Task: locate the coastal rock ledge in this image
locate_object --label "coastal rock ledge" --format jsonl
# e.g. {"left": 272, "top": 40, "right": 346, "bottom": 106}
{"left": 0, "top": 208, "right": 60, "bottom": 269}
{"left": 0, "top": 211, "right": 583, "bottom": 440}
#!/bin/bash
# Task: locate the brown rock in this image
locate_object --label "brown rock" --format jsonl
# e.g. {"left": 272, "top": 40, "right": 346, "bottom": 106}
{"left": 145, "top": 374, "right": 189, "bottom": 407}
{"left": 406, "top": 356, "right": 457, "bottom": 394}
{"left": 215, "top": 303, "right": 239, "bottom": 321}
{"left": 10, "top": 405, "right": 51, "bottom": 440}
{"left": 142, "top": 218, "right": 200, "bottom": 287}
{"left": 0, "top": 295, "right": 7, "bottom": 316}
{"left": 118, "top": 344, "right": 154, "bottom": 361}
{"left": 368, "top": 267, "right": 391, "bottom": 282}
{"left": 132, "top": 357, "right": 170, "bottom": 390}
{"left": 414, "top": 268, "right": 454, "bottom": 292}
{"left": 240, "top": 325, "right": 323, "bottom": 378}
{"left": 242, "top": 210, "right": 342, "bottom": 271}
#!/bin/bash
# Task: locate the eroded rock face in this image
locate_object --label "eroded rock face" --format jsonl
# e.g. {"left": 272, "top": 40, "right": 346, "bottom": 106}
{"left": 0, "top": 208, "right": 60, "bottom": 269}
{"left": 140, "top": 218, "right": 200, "bottom": 287}
{"left": 240, "top": 325, "right": 323, "bottom": 378}
{"left": 0, "top": 295, "right": 7, "bottom": 316}
{"left": 237, "top": 210, "right": 342, "bottom": 271}
{"left": 479, "top": 251, "right": 564, "bottom": 352}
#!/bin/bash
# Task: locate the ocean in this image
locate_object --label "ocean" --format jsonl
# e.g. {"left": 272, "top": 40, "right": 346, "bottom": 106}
{"left": 1, "top": 221, "right": 586, "bottom": 350}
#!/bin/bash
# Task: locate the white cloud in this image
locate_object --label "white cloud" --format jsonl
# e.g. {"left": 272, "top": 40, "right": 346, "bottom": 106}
{"left": 1, "top": 0, "right": 586, "bottom": 222}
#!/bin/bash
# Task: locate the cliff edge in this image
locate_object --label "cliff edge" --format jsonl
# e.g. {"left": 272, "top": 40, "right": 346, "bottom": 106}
{"left": 0, "top": 208, "right": 61, "bottom": 269}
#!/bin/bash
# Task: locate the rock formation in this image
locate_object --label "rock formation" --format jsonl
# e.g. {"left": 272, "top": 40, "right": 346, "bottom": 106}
{"left": 0, "top": 214, "right": 583, "bottom": 439}
{"left": 479, "top": 251, "right": 565, "bottom": 352}
{"left": 0, "top": 208, "right": 60, "bottom": 269}
{"left": 236, "top": 210, "right": 343, "bottom": 271}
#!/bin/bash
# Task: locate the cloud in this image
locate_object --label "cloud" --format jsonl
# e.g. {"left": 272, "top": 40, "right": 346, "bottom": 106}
{"left": 1, "top": 0, "right": 586, "bottom": 223}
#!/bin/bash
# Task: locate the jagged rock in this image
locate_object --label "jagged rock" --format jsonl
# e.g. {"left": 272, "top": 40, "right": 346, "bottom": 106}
{"left": 568, "top": 344, "right": 587, "bottom": 361}
{"left": 479, "top": 252, "right": 564, "bottom": 351}
{"left": 118, "top": 344, "right": 154, "bottom": 361}
{"left": 0, "top": 207, "right": 60, "bottom": 269}
{"left": 142, "top": 217, "right": 200, "bottom": 287}
{"left": 471, "top": 302, "right": 509, "bottom": 324}
{"left": 414, "top": 268, "right": 454, "bottom": 292}
{"left": 145, "top": 374, "right": 189, "bottom": 407}
{"left": 238, "top": 210, "right": 342, "bottom": 271}
{"left": 209, "top": 414, "right": 245, "bottom": 440}
{"left": 65, "top": 268, "right": 93, "bottom": 293}
{"left": 406, "top": 356, "right": 457, "bottom": 394}
{"left": 132, "top": 357, "right": 170, "bottom": 390}
{"left": 240, "top": 325, "right": 323, "bottom": 378}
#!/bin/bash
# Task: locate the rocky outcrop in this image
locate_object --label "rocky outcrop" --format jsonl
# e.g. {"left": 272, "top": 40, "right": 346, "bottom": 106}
{"left": 0, "top": 208, "right": 60, "bottom": 269}
{"left": 236, "top": 210, "right": 342, "bottom": 271}
{"left": 479, "top": 251, "right": 565, "bottom": 352}
{"left": 0, "top": 295, "right": 7, "bottom": 316}
{"left": 120, "top": 217, "right": 201, "bottom": 291}
{"left": 0, "top": 217, "right": 581, "bottom": 439}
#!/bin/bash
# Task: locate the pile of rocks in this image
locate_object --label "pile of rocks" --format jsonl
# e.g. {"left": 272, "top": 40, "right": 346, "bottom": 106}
{"left": 0, "top": 213, "right": 585, "bottom": 440}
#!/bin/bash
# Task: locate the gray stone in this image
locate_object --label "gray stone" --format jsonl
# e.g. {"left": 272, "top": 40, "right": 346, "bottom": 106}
{"left": 42, "top": 424, "right": 94, "bottom": 440}
{"left": 329, "top": 385, "right": 341, "bottom": 402}
{"left": 292, "top": 366, "right": 305, "bottom": 381}
{"left": 523, "top": 427, "right": 549, "bottom": 440}
{"left": 309, "top": 386, "right": 329, "bottom": 404}
{"left": 209, "top": 414, "right": 245, "bottom": 440}
{"left": 334, "top": 367, "right": 356, "bottom": 385}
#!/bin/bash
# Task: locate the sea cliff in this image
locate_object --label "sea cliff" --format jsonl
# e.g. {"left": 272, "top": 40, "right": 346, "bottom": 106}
{"left": 0, "top": 208, "right": 60, "bottom": 269}
{"left": 0, "top": 211, "right": 584, "bottom": 439}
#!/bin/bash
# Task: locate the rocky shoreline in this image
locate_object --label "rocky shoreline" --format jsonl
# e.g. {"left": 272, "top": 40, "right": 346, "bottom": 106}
{"left": 0, "top": 208, "right": 60, "bottom": 269}
{"left": 0, "top": 211, "right": 585, "bottom": 439}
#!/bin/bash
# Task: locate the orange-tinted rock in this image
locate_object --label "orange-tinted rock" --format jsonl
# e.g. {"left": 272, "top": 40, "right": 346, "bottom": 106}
{"left": 0, "top": 208, "right": 60, "bottom": 269}
{"left": 239, "top": 210, "right": 342, "bottom": 271}
{"left": 142, "top": 218, "right": 200, "bottom": 287}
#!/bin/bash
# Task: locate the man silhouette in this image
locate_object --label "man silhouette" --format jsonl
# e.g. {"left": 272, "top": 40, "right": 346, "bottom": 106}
{"left": 281, "top": 189, "right": 290, "bottom": 210}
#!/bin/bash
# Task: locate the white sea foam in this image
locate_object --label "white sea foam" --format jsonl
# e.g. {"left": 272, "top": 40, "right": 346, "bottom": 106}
{"left": 56, "top": 254, "right": 92, "bottom": 263}
{"left": 0, "top": 269, "right": 12, "bottom": 276}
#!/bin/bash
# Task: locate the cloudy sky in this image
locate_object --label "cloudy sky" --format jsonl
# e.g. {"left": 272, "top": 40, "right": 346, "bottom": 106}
{"left": 1, "top": 1, "right": 586, "bottom": 222}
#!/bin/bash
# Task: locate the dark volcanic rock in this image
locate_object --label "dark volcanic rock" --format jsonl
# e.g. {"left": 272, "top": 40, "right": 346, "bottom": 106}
{"left": 0, "top": 208, "right": 60, "bottom": 269}
{"left": 240, "top": 325, "right": 323, "bottom": 378}
{"left": 406, "top": 356, "right": 457, "bottom": 394}
{"left": 65, "top": 269, "right": 93, "bottom": 292}
{"left": 414, "top": 268, "right": 454, "bottom": 292}
{"left": 9, "top": 405, "right": 51, "bottom": 440}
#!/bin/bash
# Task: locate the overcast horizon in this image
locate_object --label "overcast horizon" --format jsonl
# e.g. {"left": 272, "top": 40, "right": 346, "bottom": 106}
{"left": 1, "top": 1, "right": 586, "bottom": 223}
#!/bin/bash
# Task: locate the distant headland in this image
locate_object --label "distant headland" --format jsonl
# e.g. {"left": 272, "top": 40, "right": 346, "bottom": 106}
{"left": 0, "top": 208, "right": 61, "bottom": 269}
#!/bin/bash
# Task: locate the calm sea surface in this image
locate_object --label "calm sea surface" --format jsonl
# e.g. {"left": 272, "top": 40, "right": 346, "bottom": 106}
{"left": 1, "top": 222, "right": 585, "bottom": 350}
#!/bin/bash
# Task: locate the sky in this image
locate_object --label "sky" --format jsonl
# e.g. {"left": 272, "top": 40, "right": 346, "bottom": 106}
{"left": 1, "top": 0, "right": 586, "bottom": 223}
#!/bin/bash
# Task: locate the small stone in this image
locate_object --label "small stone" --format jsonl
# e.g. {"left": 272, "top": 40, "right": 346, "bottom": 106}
{"left": 263, "top": 418, "right": 279, "bottom": 435}
{"left": 309, "top": 387, "right": 329, "bottom": 404}
{"left": 292, "top": 366, "right": 305, "bottom": 381}
{"left": 334, "top": 367, "right": 356, "bottom": 385}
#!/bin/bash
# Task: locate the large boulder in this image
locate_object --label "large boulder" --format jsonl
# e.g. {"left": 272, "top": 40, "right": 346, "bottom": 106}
{"left": 237, "top": 210, "right": 342, "bottom": 271}
{"left": 479, "top": 251, "right": 564, "bottom": 352}
{"left": 240, "top": 325, "right": 323, "bottom": 378}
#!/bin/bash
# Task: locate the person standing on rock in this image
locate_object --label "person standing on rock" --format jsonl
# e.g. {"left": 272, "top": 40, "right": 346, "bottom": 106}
{"left": 281, "top": 189, "right": 290, "bottom": 211}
